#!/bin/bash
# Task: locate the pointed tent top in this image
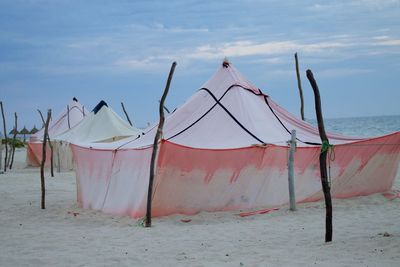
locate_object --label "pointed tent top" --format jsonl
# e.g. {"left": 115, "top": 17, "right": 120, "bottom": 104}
{"left": 19, "top": 126, "right": 30, "bottom": 135}
{"left": 92, "top": 100, "right": 108, "bottom": 114}
{"left": 9, "top": 128, "right": 19, "bottom": 135}
{"left": 73, "top": 97, "right": 78, "bottom": 102}
{"left": 30, "top": 125, "right": 39, "bottom": 134}
{"left": 200, "top": 60, "right": 261, "bottom": 98}
{"left": 222, "top": 57, "right": 230, "bottom": 68}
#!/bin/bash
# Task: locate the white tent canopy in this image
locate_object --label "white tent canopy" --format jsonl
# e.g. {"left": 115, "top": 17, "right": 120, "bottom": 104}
{"left": 54, "top": 101, "right": 141, "bottom": 143}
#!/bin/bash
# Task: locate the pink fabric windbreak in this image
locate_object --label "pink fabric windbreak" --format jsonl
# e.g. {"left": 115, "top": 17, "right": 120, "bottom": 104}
{"left": 26, "top": 100, "right": 85, "bottom": 167}
{"left": 70, "top": 62, "right": 400, "bottom": 218}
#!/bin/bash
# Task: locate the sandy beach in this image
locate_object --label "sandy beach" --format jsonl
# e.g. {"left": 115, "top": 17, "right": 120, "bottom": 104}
{"left": 0, "top": 148, "right": 399, "bottom": 267}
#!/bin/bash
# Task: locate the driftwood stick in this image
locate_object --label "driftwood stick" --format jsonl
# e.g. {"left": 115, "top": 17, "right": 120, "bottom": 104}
{"left": 9, "top": 112, "right": 18, "bottom": 169}
{"left": 47, "top": 135, "right": 54, "bottom": 177}
{"left": 295, "top": 53, "right": 305, "bottom": 120}
{"left": 121, "top": 102, "right": 133, "bottom": 126}
{"left": 67, "top": 105, "right": 70, "bottom": 129}
{"left": 1, "top": 102, "right": 8, "bottom": 172}
{"left": 306, "top": 69, "right": 332, "bottom": 242}
{"left": 158, "top": 100, "right": 171, "bottom": 114}
{"left": 41, "top": 109, "right": 51, "bottom": 209}
{"left": 37, "top": 109, "right": 45, "bottom": 127}
{"left": 145, "top": 62, "right": 177, "bottom": 228}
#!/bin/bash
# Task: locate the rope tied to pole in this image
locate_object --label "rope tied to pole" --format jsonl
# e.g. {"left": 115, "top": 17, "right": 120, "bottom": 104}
{"left": 320, "top": 140, "right": 336, "bottom": 188}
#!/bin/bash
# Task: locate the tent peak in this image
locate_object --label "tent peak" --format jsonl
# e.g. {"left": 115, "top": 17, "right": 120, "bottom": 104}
{"left": 92, "top": 100, "right": 108, "bottom": 114}
{"left": 73, "top": 97, "right": 78, "bottom": 102}
{"left": 222, "top": 57, "right": 230, "bottom": 68}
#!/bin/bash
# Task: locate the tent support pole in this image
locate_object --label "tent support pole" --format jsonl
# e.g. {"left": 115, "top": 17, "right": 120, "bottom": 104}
{"left": 37, "top": 109, "right": 45, "bottom": 128}
{"left": 1, "top": 101, "right": 8, "bottom": 172}
{"left": 56, "top": 142, "right": 61, "bottom": 173}
{"left": 295, "top": 53, "right": 305, "bottom": 120}
{"left": 9, "top": 112, "right": 18, "bottom": 169}
{"left": 47, "top": 135, "right": 54, "bottom": 177}
{"left": 288, "top": 129, "right": 296, "bottom": 211}
{"left": 67, "top": 105, "right": 70, "bottom": 129}
{"left": 121, "top": 102, "right": 133, "bottom": 126}
{"left": 306, "top": 69, "right": 332, "bottom": 243}
{"left": 145, "top": 62, "right": 177, "bottom": 228}
{"left": 41, "top": 109, "right": 51, "bottom": 209}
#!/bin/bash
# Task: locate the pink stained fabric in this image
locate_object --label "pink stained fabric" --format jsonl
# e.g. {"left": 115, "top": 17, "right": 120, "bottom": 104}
{"left": 26, "top": 142, "right": 51, "bottom": 167}
{"left": 70, "top": 62, "right": 400, "bottom": 219}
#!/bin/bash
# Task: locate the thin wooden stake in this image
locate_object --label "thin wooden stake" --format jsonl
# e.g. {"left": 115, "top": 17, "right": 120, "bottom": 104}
{"left": 288, "top": 129, "right": 297, "bottom": 211}
{"left": 37, "top": 109, "right": 45, "bottom": 127}
{"left": 40, "top": 109, "right": 51, "bottom": 209}
{"left": 306, "top": 69, "right": 332, "bottom": 243}
{"left": 295, "top": 53, "right": 305, "bottom": 120}
{"left": 121, "top": 102, "right": 133, "bottom": 126}
{"left": 1, "top": 102, "right": 8, "bottom": 172}
{"left": 9, "top": 112, "right": 18, "bottom": 169}
{"left": 158, "top": 100, "right": 171, "bottom": 114}
{"left": 47, "top": 134, "right": 54, "bottom": 177}
{"left": 145, "top": 62, "right": 177, "bottom": 228}
{"left": 67, "top": 105, "right": 70, "bottom": 129}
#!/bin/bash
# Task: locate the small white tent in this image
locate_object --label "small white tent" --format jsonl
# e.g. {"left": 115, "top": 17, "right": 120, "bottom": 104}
{"left": 53, "top": 101, "right": 141, "bottom": 170}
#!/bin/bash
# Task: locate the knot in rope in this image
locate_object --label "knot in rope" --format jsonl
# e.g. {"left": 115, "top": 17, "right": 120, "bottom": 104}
{"left": 320, "top": 140, "right": 333, "bottom": 154}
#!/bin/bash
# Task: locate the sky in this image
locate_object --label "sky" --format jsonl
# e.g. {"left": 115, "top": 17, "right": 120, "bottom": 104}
{"left": 1, "top": 0, "right": 399, "bottom": 132}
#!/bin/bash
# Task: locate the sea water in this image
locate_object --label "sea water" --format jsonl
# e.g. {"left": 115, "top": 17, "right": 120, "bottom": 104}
{"left": 307, "top": 115, "right": 400, "bottom": 138}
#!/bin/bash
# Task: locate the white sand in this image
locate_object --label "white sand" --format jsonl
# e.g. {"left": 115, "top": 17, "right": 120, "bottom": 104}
{"left": 0, "top": 148, "right": 399, "bottom": 267}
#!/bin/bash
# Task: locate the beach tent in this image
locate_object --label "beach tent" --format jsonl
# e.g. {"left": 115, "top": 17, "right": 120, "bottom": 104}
{"left": 54, "top": 100, "right": 141, "bottom": 144}
{"left": 26, "top": 98, "right": 86, "bottom": 167}
{"left": 71, "top": 61, "right": 400, "bottom": 218}
{"left": 52, "top": 101, "right": 141, "bottom": 170}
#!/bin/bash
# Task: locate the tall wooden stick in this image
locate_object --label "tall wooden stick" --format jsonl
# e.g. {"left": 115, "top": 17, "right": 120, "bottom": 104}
{"left": 295, "top": 53, "right": 305, "bottom": 120}
{"left": 158, "top": 100, "right": 171, "bottom": 114}
{"left": 306, "top": 69, "right": 332, "bottom": 242}
{"left": 121, "top": 102, "right": 133, "bottom": 126}
{"left": 288, "top": 129, "right": 297, "bottom": 211}
{"left": 1, "top": 102, "right": 8, "bottom": 172}
{"left": 9, "top": 112, "right": 18, "bottom": 169}
{"left": 41, "top": 109, "right": 51, "bottom": 209}
{"left": 145, "top": 62, "right": 177, "bottom": 228}
{"left": 37, "top": 109, "right": 45, "bottom": 127}
{"left": 67, "top": 105, "right": 70, "bottom": 129}
{"left": 47, "top": 135, "right": 54, "bottom": 177}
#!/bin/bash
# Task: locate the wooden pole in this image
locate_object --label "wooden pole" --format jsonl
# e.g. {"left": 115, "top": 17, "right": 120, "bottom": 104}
{"left": 1, "top": 101, "right": 8, "bottom": 172}
{"left": 47, "top": 135, "right": 54, "bottom": 177}
{"left": 67, "top": 105, "right": 70, "bottom": 129}
{"left": 288, "top": 129, "right": 297, "bottom": 211}
{"left": 56, "top": 141, "right": 61, "bottom": 173}
{"left": 158, "top": 100, "right": 171, "bottom": 114}
{"left": 295, "top": 53, "right": 305, "bottom": 120}
{"left": 40, "top": 109, "right": 51, "bottom": 209}
{"left": 145, "top": 61, "right": 177, "bottom": 228}
{"left": 121, "top": 102, "right": 133, "bottom": 126}
{"left": 37, "top": 109, "right": 45, "bottom": 127}
{"left": 306, "top": 69, "right": 332, "bottom": 242}
{"left": 9, "top": 112, "right": 18, "bottom": 169}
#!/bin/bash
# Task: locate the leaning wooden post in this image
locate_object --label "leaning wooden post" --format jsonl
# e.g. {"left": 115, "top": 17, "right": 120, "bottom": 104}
{"left": 1, "top": 101, "right": 8, "bottom": 172}
{"left": 47, "top": 135, "right": 54, "bottom": 177}
{"left": 295, "top": 53, "right": 305, "bottom": 120}
{"left": 56, "top": 141, "right": 61, "bottom": 173}
{"left": 9, "top": 112, "right": 18, "bottom": 169}
{"left": 306, "top": 69, "right": 332, "bottom": 242}
{"left": 121, "top": 102, "right": 133, "bottom": 126}
{"left": 40, "top": 109, "right": 51, "bottom": 209}
{"left": 67, "top": 105, "right": 70, "bottom": 129}
{"left": 37, "top": 109, "right": 45, "bottom": 127}
{"left": 287, "top": 129, "right": 297, "bottom": 211}
{"left": 145, "top": 61, "right": 177, "bottom": 228}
